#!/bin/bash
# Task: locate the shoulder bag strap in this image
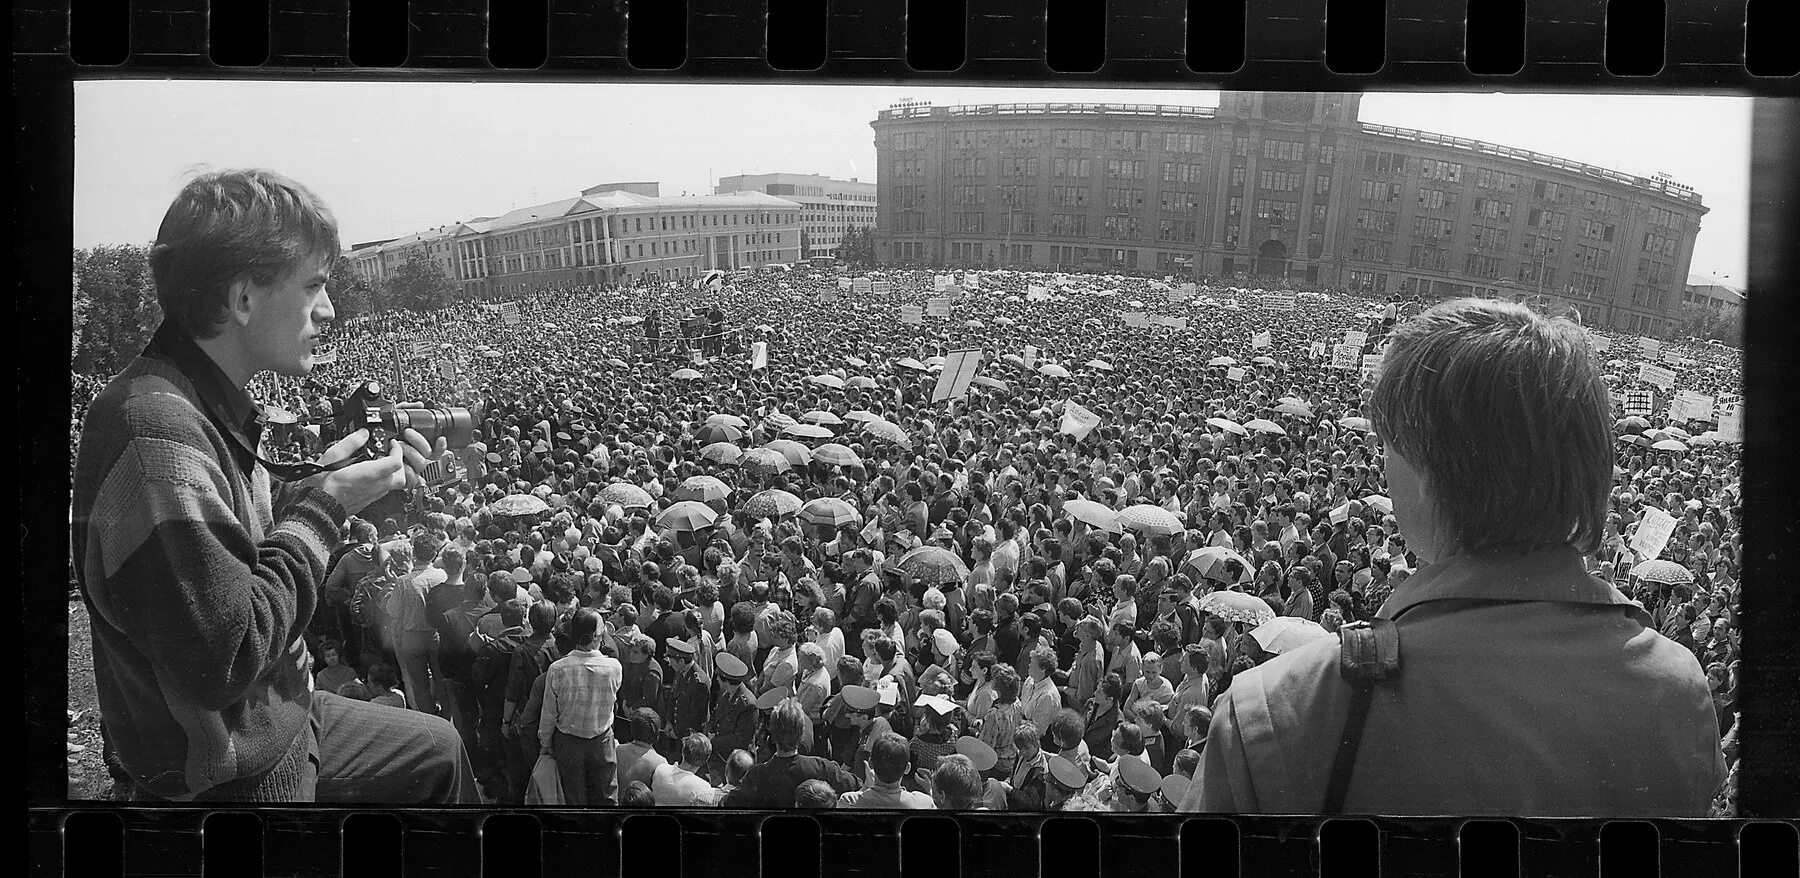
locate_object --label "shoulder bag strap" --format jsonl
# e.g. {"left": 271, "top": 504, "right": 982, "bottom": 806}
{"left": 1322, "top": 618, "right": 1401, "bottom": 814}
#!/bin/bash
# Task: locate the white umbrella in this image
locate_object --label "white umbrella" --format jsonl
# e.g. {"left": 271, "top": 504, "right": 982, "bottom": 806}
{"left": 1244, "top": 418, "right": 1286, "bottom": 435}
{"left": 1249, "top": 617, "right": 1332, "bottom": 655}
{"left": 1061, "top": 498, "right": 1118, "bottom": 529}
{"left": 1206, "top": 417, "right": 1248, "bottom": 437}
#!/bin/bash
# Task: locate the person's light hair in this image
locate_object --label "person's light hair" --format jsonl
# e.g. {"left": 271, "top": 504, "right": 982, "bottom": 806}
{"left": 1370, "top": 298, "right": 1612, "bottom": 556}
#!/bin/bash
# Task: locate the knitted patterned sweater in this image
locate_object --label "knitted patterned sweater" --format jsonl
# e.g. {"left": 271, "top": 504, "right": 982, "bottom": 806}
{"left": 71, "top": 326, "right": 345, "bottom": 800}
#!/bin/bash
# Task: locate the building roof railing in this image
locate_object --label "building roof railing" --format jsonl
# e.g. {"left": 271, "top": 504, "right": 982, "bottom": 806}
{"left": 878, "top": 102, "right": 1218, "bottom": 121}
{"left": 1356, "top": 122, "right": 1702, "bottom": 205}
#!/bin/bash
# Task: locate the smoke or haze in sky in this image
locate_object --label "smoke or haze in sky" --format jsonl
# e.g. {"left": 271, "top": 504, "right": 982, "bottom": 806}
{"left": 75, "top": 81, "right": 1752, "bottom": 284}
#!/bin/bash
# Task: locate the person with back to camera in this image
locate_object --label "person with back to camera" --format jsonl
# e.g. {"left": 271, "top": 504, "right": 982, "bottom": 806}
{"left": 70, "top": 169, "right": 475, "bottom": 803}
{"left": 1180, "top": 298, "right": 1725, "bottom": 816}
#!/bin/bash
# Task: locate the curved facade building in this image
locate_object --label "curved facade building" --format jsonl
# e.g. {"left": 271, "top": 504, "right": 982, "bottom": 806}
{"left": 870, "top": 92, "right": 1708, "bottom": 335}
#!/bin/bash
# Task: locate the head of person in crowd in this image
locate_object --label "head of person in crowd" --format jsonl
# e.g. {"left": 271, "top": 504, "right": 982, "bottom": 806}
{"left": 931, "top": 754, "right": 985, "bottom": 810}
{"left": 1369, "top": 298, "right": 1612, "bottom": 564}
{"left": 793, "top": 778, "right": 838, "bottom": 808}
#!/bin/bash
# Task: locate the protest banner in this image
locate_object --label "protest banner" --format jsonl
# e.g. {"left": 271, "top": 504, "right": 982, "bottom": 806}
{"left": 900, "top": 305, "right": 925, "bottom": 324}
{"left": 819, "top": 285, "right": 839, "bottom": 303}
{"left": 1343, "top": 330, "right": 1369, "bottom": 349}
{"left": 1637, "top": 363, "right": 1677, "bottom": 391}
{"left": 1154, "top": 316, "right": 1190, "bottom": 331}
{"left": 1251, "top": 331, "right": 1272, "bottom": 349}
{"left": 1331, "top": 343, "right": 1360, "bottom": 370}
{"left": 750, "top": 341, "right": 768, "bottom": 371}
{"left": 1174, "top": 283, "right": 1197, "bottom": 302}
{"left": 871, "top": 281, "right": 891, "bottom": 295}
{"left": 437, "top": 359, "right": 457, "bottom": 381}
{"left": 411, "top": 338, "right": 437, "bottom": 357}
{"left": 853, "top": 276, "right": 873, "bottom": 292}
{"left": 1310, "top": 340, "right": 1328, "bottom": 359}
{"left": 500, "top": 302, "right": 521, "bottom": 326}
{"left": 1639, "top": 337, "right": 1662, "bottom": 358}
{"left": 927, "top": 298, "right": 953, "bottom": 318}
{"left": 1360, "top": 354, "right": 1383, "bottom": 377}
{"left": 1058, "top": 401, "right": 1102, "bottom": 441}
{"left": 931, "top": 349, "right": 984, "bottom": 403}
{"left": 935, "top": 274, "right": 953, "bottom": 291}
{"left": 1672, "top": 392, "right": 1714, "bottom": 422}
{"left": 965, "top": 273, "right": 981, "bottom": 290}
{"left": 1261, "top": 293, "right": 1297, "bottom": 312}
{"left": 1022, "top": 345, "right": 1038, "bottom": 371}
{"left": 837, "top": 278, "right": 853, "bottom": 291}
{"left": 1593, "top": 334, "right": 1611, "bottom": 351}
{"left": 311, "top": 345, "right": 338, "bottom": 366}
{"left": 1630, "top": 507, "right": 1679, "bottom": 561}
{"left": 1226, "top": 367, "right": 1246, "bottom": 381}
{"left": 1624, "top": 388, "right": 1655, "bottom": 417}
{"left": 1717, "top": 408, "right": 1743, "bottom": 441}
{"left": 1122, "top": 311, "right": 1150, "bottom": 328}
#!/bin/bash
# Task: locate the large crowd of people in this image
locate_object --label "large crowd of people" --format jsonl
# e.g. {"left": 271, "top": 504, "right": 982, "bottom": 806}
{"left": 74, "top": 256, "right": 1743, "bottom": 812}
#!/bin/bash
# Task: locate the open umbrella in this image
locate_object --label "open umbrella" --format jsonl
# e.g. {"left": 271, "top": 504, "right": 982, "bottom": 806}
{"left": 845, "top": 410, "right": 883, "bottom": 423}
{"left": 741, "top": 447, "right": 792, "bottom": 477}
{"left": 1631, "top": 559, "right": 1694, "bottom": 586}
{"left": 925, "top": 356, "right": 947, "bottom": 368}
{"left": 845, "top": 376, "right": 878, "bottom": 389}
{"left": 1274, "top": 401, "right": 1313, "bottom": 417}
{"left": 1616, "top": 416, "right": 1650, "bottom": 433}
{"left": 1002, "top": 354, "right": 1025, "bottom": 367}
{"left": 764, "top": 412, "right": 799, "bottom": 432}
{"left": 482, "top": 350, "right": 504, "bottom": 359}
{"left": 1208, "top": 356, "right": 1237, "bottom": 366}
{"left": 799, "top": 496, "right": 862, "bottom": 529}
{"left": 1338, "top": 416, "right": 1373, "bottom": 432}
{"left": 742, "top": 489, "right": 804, "bottom": 519}
{"left": 1115, "top": 504, "right": 1185, "bottom": 535}
{"left": 1249, "top": 617, "right": 1333, "bottom": 656}
{"left": 971, "top": 376, "right": 1011, "bottom": 391}
{"left": 1244, "top": 418, "right": 1287, "bottom": 435}
{"left": 846, "top": 355, "right": 869, "bottom": 368}
{"left": 803, "top": 410, "right": 845, "bottom": 426}
{"left": 782, "top": 423, "right": 835, "bottom": 441}
{"left": 1618, "top": 434, "right": 1652, "bottom": 448}
{"left": 1061, "top": 498, "right": 1118, "bottom": 529}
{"left": 700, "top": 442, "right": 744, "bottom": 465}
{"left": 763, "top": 439, "right": 815, "bottom": 466}
{"left": 694, "top": 423, "right": 744, "bottom": 445}
{"left": 1182, "top": 547, "right": 1254, "bottom": 586}
{"left": 809, "top": 374, "right": 846, "bottom": 389}
{"left": 490, "top": 494, "right": 550, "bottom": 517}
{"left": 656, "top": 500, "right": 719, "bottom": 533}
{"left": 811, "top": 443, "right": 863, "bottom": 468}
{"left": 1252, "top": 356, "right": 1278, "bottom": 365}
{"left": 1359, "top": 495, "right": 1394, "bottom": 515}
{"left": 897, "top": 546, "right": 971, "bottom": 586}
{"left": 705, "top": 413, "right": 749, "bottom": 428}
{"left": 1206, "top": 417, "right": 1248, "bottom": 437}
{"left": 861, "top": 419, "right": 912, "bottom": 447}
{"left": 994, "top": 316, "right": 1016, "bottom": 325}
{"left": 1197, "top": 590, "right": 1277, "bottom": 626}
{"left": 896, "top": 358, "right": 929, "bottom": 372}
{"left": 1085, "top": 359, "right": 1114, "bottom": 371}
{"left": 1038, "top": 364, "right": 1071, "bottom": 378}
{"left": 1278, "top": 396, "right": 1307, "bottom": 406}
{"left": 1651, "top": 438, "right": 1689, "bottom": 452}
{"left": 965, "top": 319, "right": 985, "bottom": 329}
{"left": 671, "top": 368, "right": 703, "bottom": 381}
{"left": 606, "top": 357, "right": 631, "bottom": 368}
{"left": 598, "top": 483, "right": 653, "bottom": 509}
{"left": 676, "top": 475, "right": 732, "bottom": 503}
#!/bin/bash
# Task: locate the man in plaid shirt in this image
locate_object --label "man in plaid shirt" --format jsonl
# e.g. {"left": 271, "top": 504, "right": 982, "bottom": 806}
{"left": 539, "top": 608, "right": 623, "bottom": 805}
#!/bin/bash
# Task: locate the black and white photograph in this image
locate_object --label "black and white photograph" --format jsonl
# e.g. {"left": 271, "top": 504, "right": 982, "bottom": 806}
{"left": 68, "top": 81, "right": 1749, "bottom": 816}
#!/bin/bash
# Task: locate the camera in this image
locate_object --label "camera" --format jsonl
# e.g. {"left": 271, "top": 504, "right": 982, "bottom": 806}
{"left": 329, "top": 380, "right": 480, "bottom": 458}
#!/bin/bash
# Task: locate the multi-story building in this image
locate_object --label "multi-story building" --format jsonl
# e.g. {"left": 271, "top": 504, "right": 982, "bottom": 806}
{"left": 870, "top": 92, "right": 1709, "bottom": 336}
{"left": 716, "top": 173, "right": 878, "bottom": 260}
{"left": 349, "top": 182, "right": 804, "bottom": 299}
{"left": 1682, "top": 274, "right": 1745, "bottom": 320}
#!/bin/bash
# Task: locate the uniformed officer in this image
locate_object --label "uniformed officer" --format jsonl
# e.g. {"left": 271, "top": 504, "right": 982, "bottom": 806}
{"left": 1112, "top": 756, "right": 1163, "bottom": 812}
{"left": 665, "top": 638, "right": 711, "bottom": 743}
{"left": 703, "top": 653, "right": 757, "bottom": 781}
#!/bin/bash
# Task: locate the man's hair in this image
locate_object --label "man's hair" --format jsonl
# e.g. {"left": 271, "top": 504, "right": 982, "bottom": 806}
{"left": 1370, "top": 298, "right": 1612, "bottom": 555}
{"left": 681, "top": 733, "right": 713, "bottom": 767}
{"left": 1173, "top": 748, "right": 1201, "bottom": 777}
{"left": 1013, "top": 720, "right": 1041, "bottom": 751}
{"left": 149, "top": 169, "right": 342, "bottom": 340}
{"left": 568, "top": 607, "right": 601, "bottom": 647}
{"left": 620, "top": 781, "right": 654, "bottom": 807}
{"left": 793, "top": 778, "right": 837, "bottom": 808}
{"left": 1114, "top": 722, "right": 1145, "bottom": 755}
{"left": 1048, "top": 708, "right": 1085, "bottom": 750}
{"left": 869, "top": 731, "right": 913, "bottom": 783}
{"left": 527, "top": 600, "right": 559, "bottom": 637}
{"left": 768, "top": 700, "right": 810, "bottom": 750}
{"left": 438, "top": 545, "right": 466, "bottom": 577}
{"left": 725, "top": 749, "right": 756, "bottom": 783}
{"left": 931, "top": 755, "right": 984, "bottom": 808}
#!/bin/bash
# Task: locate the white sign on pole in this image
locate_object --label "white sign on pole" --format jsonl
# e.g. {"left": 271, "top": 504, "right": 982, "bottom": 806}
{"left": 1122, "top": 311, "right": 1150, "bottom": 328}
{"left": 1637, "top": 363, "right": 1677, "bottom": 391}
{"left": 1639, "top": 337, "right": 1662, "bottom": 357}
{"left": 1261, "top": 293, "right": 1298, "bottom": 311}
{"left": 935, "top": 274, "right": 953, "bottom": 291}
{"left": 1059, "top": 401, "right": 1102, "bottom": 441}
{"left": 871, "top": 281, "right": 892, "bottom": 295}
{"left": 838, "top": 278, "right": 853, "bottom": 291}
{"left": 1343, "top": 330, "right": 1369, "bottom": 349}
{"left": 1360, "top": 354, "right": 1383, "bottom": 376}
{"left": 926, "top": 298, "right": 953, "bottom": 318}
{"left": 500, "top": 302, "right": 521, "bottom": 326}
{"left": 1717, "top": 408, "right": 1743, "bottom": 441}
{"left": 437, "top": 359, "right": 457, "bottom": 380}
{"left": 853, "top": 277, "right": 873, "bottom": 294}
{"left": 1022, "top": 345, "right": 1038, "bottom": 371}
{"left": 1630, "top": 507, "right": 1679, "bottom": 561}
{"left": 1331, "top": 343, "right": 1360, "bottom": 370}
{"left": 1153, "top": 316, "right": 1190, "bottom": 331}
{"left": 1251, "top": 331, "right": 1272, "bottom": 349}
{"left": 1226, "top": 367, "right": 1246, "bottom": 382}
{"left": 311, "top": 345, "right": 338, "bottom": 366}
{"left": 411, "top": 338, "right": 436, "bottom": 357}
{"left": 1310, "top": 341, "right": 1328, "bottom": 359}
{"left": 751, "top": 341, "right": 769, "bottom": 371}
{"left": 965, "top": 273, "right": 981, "bottom": 290}
{"left": 900, "top": 305, "right": 925, "bottom": 324}
{"left": 820, "top": 285, "right": 840, "bottom": 303}
{"left": 1027, "top": 284, "right": 1049, "bottom": 297}
{"left": 931, "top": 349, "right": 984, "bottom": 403}
{"left": 1593, "top": 334, "right": 1611, "bottom": 351}
{"left": 1175, "top": 283, "right": 1198, "bottom": 302}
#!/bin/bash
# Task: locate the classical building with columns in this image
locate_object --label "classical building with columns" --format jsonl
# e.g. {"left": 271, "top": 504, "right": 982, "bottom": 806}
{"left": 870, "top": 92, "right": 1708, "bottom": 336}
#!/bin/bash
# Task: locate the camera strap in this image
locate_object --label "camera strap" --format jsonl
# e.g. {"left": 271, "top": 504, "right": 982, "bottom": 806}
{"left": 1322, "top": 618, "right": 1401, "bottom": 814}
{"left": 220, "top": 425, "right": 354, "bottom": 483}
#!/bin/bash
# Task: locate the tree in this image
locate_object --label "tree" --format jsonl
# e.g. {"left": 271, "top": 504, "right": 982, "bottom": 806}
{"left": 386, "top": 251, "right": 456, "bottom": 312}
{"left": 1674, "top": 301, "right": 1741, "bottom": 345}
{"left": 72, "top": 244, "right": 162, "bottom": 375}
{"left": 837, "top": 225, "right": 876, "bottom": 267}
{"left": 985, "top": 251, "right": 999, "bottom": 271}
{"left": 327, "top": 255, "right": 374, "bottom": 318}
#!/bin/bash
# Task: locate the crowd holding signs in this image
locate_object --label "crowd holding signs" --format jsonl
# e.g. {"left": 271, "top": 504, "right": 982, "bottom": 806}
{"left": 71, "top": 257, "right": 1743, "bottom": 813}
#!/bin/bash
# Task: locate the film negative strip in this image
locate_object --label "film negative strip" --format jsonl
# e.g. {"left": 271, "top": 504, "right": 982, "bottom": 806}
{"left": 20, "top": 0, "right": 1800, "bottom": 875}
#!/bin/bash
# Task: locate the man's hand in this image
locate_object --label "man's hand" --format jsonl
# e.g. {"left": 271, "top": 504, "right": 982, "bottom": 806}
{"left": 316, "top": 428, "right": 448, "bottom": 515}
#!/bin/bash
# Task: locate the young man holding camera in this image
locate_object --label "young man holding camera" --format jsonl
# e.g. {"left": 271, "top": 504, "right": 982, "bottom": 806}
{"left": 70, "top": 169, "right": 477, "bottom": 803}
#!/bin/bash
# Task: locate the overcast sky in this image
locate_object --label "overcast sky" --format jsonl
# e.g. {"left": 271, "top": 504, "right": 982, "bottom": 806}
{"left": 75, "top": 81, "right": 1751, "bottom": 283}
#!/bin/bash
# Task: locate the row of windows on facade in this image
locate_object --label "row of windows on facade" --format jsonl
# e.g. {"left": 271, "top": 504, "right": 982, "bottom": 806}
{"left": 463, "top": 211, "right": 799, "bottom": 258}
{"left": 465, "top": 231, "right": 788, "bottom": 277}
